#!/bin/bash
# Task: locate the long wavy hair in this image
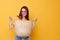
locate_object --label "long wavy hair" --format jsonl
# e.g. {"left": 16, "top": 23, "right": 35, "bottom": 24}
{"left": 17, "top": 6, "right": 29, "bottom": 20}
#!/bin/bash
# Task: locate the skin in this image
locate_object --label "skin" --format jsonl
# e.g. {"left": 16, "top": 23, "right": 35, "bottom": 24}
{"left": 9, "top": 8, "right": 37, "bottom": 29}
{"left": 21, "top": 8, "right": 28, "bottom": 21}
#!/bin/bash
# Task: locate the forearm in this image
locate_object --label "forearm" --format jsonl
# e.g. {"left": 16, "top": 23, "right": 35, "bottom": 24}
{"left": 9, "top": 21, "right": 13, "bottom": 29}
{"left": 32, "top": 18, "right": 37, "bottom": 29}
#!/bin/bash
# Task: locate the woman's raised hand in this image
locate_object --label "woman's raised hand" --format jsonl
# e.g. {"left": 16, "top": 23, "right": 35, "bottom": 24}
{"left": 9, "top": 16, "right": 12, "bottom": 21}
{"left": 33, "top": 18, "right": 37, "bottom": 23}
{"left": 9, "top": 16, "right": 13, "bottom": 29}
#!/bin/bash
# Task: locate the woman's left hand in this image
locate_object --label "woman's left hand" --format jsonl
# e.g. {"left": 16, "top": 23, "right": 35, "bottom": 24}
{"left": 33, "top": 18, "right": 37, "bottom": 23}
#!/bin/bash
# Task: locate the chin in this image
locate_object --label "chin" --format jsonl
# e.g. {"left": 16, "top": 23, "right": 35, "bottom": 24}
{"left": 23, "top": 15, "right": 26, "bottom": 17}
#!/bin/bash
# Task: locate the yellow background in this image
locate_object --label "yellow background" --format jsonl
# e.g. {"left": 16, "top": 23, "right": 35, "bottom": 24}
{"left": 0, "top": 0, "right": 60, "bottom": 40}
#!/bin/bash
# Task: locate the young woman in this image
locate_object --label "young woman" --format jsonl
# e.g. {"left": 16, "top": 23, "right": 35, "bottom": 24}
{"left": 9, "top": 6, "right": 37, "bottom": 40}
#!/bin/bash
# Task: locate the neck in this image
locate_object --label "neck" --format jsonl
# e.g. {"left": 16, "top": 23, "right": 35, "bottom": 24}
{"left": 22, "top": 16, "right": 26, "bottom": 21}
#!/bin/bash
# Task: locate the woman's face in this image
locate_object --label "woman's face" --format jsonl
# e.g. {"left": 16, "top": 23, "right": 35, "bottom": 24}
{"left": 21, "top": 8, "right": 27, "bottom": 17}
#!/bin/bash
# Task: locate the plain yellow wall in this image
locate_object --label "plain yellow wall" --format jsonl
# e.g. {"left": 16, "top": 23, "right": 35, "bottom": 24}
{"left": 0, "top": 0, "right": 60, "bottom": 40}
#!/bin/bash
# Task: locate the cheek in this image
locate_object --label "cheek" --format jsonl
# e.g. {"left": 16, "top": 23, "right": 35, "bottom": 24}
{"left": 22, "top": 12, "right": 27, "bottom": 15}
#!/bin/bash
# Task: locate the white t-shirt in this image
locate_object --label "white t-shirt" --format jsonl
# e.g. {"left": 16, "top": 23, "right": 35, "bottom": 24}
{"left": 14, "top": 20, "right": 34, "bottom": 37}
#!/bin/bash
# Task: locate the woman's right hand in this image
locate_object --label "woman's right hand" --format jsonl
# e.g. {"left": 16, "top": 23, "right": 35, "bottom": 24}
{"left": 9, "top": 16, "right": 12, "bottom": 21}
{"left": 9, "top": 16, "right": 13, "bottom": 29}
